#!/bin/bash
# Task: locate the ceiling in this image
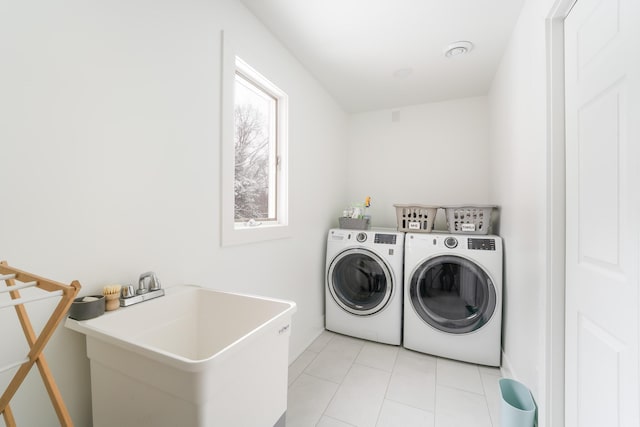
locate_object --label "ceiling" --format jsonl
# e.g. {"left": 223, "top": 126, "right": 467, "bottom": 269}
{"left": 238, "top": 0, "right": 526, "bottom": 113}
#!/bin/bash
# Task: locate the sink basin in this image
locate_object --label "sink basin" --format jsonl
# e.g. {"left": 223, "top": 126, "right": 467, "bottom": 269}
{"left": 66, "top": 285, "right": 296, "bottom": 427}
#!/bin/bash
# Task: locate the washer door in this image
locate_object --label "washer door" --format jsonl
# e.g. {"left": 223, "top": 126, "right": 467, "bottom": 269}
{"left": 409, "top": 255, "right": 496, "bottom": 334}
{"left": 328, "top": 248, "right": 393, "bottom": 316}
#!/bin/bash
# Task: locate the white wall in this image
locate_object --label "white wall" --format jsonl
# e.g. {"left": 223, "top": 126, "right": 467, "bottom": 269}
{"left": 487, "top": 0, "right": 556, "bottom": 424}
{"left": 0, "top": 1, "right": 347, "bottom": 425}
{"left": 347, "top": 97, "right": 491, "bottom": 229}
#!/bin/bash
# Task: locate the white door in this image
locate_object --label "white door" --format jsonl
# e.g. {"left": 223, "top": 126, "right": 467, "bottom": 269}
{"left": 564, "top": 0, "right": 640, "bottom": 425}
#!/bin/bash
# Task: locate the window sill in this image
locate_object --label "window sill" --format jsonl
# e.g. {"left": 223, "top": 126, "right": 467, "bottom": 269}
{"left": 222, "top": 222, "right": 291, "bottom": 247}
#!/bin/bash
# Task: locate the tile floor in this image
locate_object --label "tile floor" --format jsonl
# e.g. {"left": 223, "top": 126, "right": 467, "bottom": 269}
{"left": 286, "top": 330, "right": 503, "bottom": 427}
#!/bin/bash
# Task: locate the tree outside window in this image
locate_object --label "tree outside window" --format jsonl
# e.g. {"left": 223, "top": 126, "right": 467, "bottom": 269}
{"left": 234, "top": 72, "right": 277, "bottom": 223}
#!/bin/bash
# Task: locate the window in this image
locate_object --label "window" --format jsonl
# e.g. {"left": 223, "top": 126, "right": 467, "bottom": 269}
{"left": 221, "top": 46, "right": 289, "bottom": 246}
{"left": 233, "top": 70, "right": 278, "bottom": 223}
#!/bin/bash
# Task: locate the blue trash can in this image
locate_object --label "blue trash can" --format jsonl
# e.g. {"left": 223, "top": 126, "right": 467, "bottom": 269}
{"left": 499, "top": 378, "right": 536, "bottom": 427}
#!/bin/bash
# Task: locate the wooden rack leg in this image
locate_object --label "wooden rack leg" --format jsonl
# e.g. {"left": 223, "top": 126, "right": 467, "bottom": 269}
{"left": 0, "top": 262, "right": 79, "bottom": 426}
{"left": 2, "top": 404, "right": 17, "bottom": 427}
{"left": 35, "top": 356, "right": 74, "bottom": 426}
{"left": 0, "top": 355, "right": 73, "bottom": 426}
{"left": 21, "top": 284, "right": 78, "bottom": 427}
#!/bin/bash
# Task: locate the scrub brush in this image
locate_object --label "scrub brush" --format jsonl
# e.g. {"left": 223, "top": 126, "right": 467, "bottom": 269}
{"left": 103, "top": 285, "right": 122, "bottom": 311}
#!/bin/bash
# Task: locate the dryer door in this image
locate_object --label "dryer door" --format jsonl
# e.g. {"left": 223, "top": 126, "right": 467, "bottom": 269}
{"left": 328, "top": 248, "right": 393, "bottom": 316}
{"left": 409, "top": 255, "right": 496, "bottom": 334}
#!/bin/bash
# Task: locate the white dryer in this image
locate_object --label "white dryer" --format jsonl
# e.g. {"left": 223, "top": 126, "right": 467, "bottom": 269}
{"left": 403, "top": 233, "right": 503, "bottom": 366}
{"left": 325, "top": 228, "right": 404, "bottom": 345}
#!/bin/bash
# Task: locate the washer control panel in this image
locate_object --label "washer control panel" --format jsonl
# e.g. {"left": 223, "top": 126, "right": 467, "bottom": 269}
{"left": 468, "top": 238, "right": 496, "bottom": 251}
{"left": 329, "top": 229, "right": 400, "bottom": 245}
{"left": 374, "top": 234, "right": 397, "bottom": 245}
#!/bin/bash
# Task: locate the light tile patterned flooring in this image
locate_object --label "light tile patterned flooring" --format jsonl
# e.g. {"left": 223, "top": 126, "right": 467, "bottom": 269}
{"left": 287, "top": 330, "right": 503, "bottom": 427}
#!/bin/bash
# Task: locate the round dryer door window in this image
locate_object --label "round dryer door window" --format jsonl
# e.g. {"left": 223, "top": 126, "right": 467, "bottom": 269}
{"left": 409, "top": 255, "right": 496, "bottom": 334}
{"left": 328, "top": 248, "right": 393, "bottom": 316}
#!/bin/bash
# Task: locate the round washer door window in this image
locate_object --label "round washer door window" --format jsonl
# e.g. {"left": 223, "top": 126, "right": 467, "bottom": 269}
{"left": 409, "top": 255, "right": 496, "bottom": 334}
{"left": 328, "top": 248, "right": 393, "bottom": 316}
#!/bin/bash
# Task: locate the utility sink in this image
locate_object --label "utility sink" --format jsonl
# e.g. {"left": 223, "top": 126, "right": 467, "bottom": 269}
{"left": 66, "top": 285, "right": 296, "bottom": 427}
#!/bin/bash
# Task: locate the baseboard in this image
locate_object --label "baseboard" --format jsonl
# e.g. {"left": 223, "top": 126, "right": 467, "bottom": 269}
{"left": 274, "top": 411, "right": 286, "bottom": 427}
{"left": 289, "top": 314, "right": 325, "bottom": 366}
{"left": 500, "top": 348, "right": 515, "bottom": 378}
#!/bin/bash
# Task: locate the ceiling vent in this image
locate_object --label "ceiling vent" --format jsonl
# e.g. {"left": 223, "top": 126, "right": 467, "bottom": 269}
{"left": 443, "top": 41, "right": 473, "bottom": 58}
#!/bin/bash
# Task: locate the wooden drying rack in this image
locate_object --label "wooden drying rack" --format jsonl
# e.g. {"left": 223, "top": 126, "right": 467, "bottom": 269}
{"left": 0, "top": 261, "right": 80, "bottom": 426}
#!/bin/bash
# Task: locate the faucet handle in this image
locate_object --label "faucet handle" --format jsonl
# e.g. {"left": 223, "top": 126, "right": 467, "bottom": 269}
{"left": 121, "top": 284, "right": 136, "bottom": 299}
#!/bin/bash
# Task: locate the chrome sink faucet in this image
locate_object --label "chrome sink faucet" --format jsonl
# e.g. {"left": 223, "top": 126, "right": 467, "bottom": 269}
{"left": 120, "top": 271, "right": 165, "bottom": 307}
{"left": 138, "top": 271, "right": 161, "bottom": 295}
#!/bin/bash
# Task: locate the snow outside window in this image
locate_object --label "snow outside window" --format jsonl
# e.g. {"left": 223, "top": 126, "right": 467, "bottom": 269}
{"left": 221, "top": 46, "right": 289, "bottom": 246}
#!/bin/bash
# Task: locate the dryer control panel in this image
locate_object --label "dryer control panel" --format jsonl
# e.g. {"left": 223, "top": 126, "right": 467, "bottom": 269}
{"left": 468, "top": 238, "right": 496, "bottom": 251}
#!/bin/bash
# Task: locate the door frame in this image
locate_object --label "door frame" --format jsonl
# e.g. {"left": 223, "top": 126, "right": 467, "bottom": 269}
{"left": 545, "top": 0, "right": 577, "bottom": 426}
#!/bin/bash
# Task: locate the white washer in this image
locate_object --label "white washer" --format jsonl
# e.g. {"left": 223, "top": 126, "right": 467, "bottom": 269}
{"left": 403, "top": 233, "right": 503, "bottom": 366}
{"left": 325, "top": 228, "right": 404, "bottom": 345}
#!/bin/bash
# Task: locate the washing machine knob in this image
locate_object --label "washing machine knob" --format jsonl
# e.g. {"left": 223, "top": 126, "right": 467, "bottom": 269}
{"left": 444, "top": 236, "right": 458, "bottom": 249}
{"left": 356, "top": 232, "right": 367, "bottom": 243}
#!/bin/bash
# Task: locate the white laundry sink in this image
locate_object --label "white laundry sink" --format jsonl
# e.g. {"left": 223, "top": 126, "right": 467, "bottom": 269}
{"left": 66, "top": 285, "right": 296, "bottom": 427}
